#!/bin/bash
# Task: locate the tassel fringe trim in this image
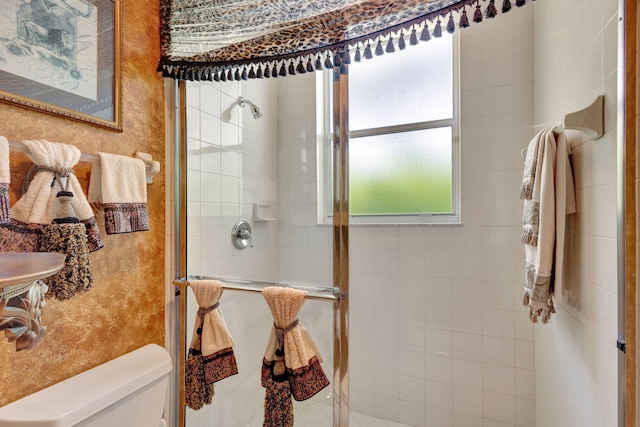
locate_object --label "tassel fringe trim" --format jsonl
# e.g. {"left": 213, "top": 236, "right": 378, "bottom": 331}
{"left": 159, "top": 0, "right": 536, "bottom": 81}
{"left": 521, "top": 229, "right": 538, "bottom": 246}
{"left": 523, "top": 292, "right": 556, "bottom": 324}
{"left": 520, "top": 180, "right": 533, "bottom": 200}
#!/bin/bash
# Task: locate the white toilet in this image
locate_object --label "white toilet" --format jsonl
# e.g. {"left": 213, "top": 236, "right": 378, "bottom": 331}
{"left": 0, "top": 344, "right": 172, "bottom": 427}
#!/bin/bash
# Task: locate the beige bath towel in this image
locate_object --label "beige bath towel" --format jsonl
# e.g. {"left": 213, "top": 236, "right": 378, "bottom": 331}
{"left": 184, "top": 279, "right": 238, "bottom": 410}
{"left": 521, "top": 128, "right": 576, "bottom": 323}
{"left": 88, "top": 152, "right": 149, "bottom": 234}
{"left": 0, "top": 136, "right": 9, "bottom": 224}
{"left": 10, "top": 139, "right": 103, "bottom": 252}
{"left": 261, "top": 286, "right": 329, "bottom": 401}
{"left": 190, "top": 279, "right": 238, "bottom": 384}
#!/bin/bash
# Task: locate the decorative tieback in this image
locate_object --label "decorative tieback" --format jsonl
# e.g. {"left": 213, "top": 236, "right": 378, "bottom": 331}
{"left": 196, "top": 301, "right": 220, "bottom": 333}
{"left": 188, "top": 301, "right": 220, "bottom": 357}
{"left": 272, "top": 318, "right": 299, "bottom": 380}
{"left": 22, "top": 165, "right": 74, "bottom": 196}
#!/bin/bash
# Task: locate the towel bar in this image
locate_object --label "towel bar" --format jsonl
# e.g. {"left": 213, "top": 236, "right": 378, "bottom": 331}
{"left": 8, "top": 140, "right": 161, "bottom": 184}
{"left": 174, "top": 276, "right": 345, "bottom": 302}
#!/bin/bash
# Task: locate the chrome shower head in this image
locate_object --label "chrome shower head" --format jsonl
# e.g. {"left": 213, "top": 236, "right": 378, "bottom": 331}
{"left": 238, "top": 96, "right": 262, "bottom": 119}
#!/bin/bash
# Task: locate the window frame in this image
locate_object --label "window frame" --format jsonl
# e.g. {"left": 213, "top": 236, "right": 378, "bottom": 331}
{"left": 317, "top": 33, "right": 461, "bottom": 226}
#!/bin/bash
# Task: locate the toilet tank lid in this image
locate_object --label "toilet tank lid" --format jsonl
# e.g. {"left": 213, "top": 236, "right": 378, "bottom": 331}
{"left": 0, "top": 344, "right": 172, "bottom": 427}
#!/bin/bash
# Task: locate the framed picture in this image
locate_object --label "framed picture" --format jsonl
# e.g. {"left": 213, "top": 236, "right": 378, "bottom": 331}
{"left": 0, "top": 0, "right": 123, "bottom": 131}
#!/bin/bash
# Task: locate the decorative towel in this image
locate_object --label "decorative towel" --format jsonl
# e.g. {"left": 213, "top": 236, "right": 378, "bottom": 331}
{"left": 10, "top": 139, "right": 103, "bottom": 252}
{"left": 0, "top": 136, "right": 9, "bottom": 224}
{"left": 185, "top": 279, "right": 238, "bottom": 410}
{"left": 39, "top": 189, "right": 93, "bottom": 300}
{"left": 88, "top": 152, "right": 149, "bottom": 234}
{"left": 520, "top": 128, "right": 576, "bottom": 323}
{"left": 261, "top": 287, "right": 330, "bottom": 427}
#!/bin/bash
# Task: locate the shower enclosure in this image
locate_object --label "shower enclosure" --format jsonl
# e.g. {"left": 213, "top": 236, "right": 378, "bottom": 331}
{"left": 171, "top": 2, "right": 625, "bottom": 426}
{"left": 174, "top": 71, "right": 352, "bottom": 427}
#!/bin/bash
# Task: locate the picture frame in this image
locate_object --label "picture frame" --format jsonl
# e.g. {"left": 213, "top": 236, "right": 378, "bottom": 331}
{"left": 0, "top": 0, "right": 123, "bottom": 132}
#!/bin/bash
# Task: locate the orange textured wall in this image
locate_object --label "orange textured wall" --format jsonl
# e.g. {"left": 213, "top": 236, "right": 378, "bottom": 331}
{"left": 0, "top": 0, "right": 165, "bottom": 406}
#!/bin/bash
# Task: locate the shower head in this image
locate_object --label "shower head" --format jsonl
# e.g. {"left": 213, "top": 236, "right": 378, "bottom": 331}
{"left": 237, "top": 96, "right": 263, "bottom": 119}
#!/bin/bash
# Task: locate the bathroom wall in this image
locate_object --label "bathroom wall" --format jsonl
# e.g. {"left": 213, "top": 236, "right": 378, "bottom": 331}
{"left": 533, "top": 1, "right": 619, "bottom": 427}
{"left": 339, "top": 8, "right": 536, "bottom": 427}
{"left": 0, "top": 0, "right": 166, "bottom": 406}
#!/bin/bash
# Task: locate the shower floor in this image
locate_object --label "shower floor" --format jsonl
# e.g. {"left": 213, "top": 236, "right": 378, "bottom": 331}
{"left": 247, "top": 399, "right": 413, "bottom": 427}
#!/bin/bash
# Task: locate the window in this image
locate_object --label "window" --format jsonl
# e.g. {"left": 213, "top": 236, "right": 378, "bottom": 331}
{"left": 318, "top": 33, "right": 460, "bottom": 225}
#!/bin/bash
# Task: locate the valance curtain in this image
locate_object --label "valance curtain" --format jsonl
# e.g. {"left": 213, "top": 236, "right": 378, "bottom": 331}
{"left": 159, "top": 0, "right": 535, "bottom": 81}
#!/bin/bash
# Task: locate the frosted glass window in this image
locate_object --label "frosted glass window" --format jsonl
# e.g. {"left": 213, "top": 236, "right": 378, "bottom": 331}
{"left": 350, "top": 127, "right": 453, "bottom": 215}
{"left": 349, "top": 34, "right": 453, "bottom": 131}
{"left": 318, "top": 32, "right": 459, "bottom": 224}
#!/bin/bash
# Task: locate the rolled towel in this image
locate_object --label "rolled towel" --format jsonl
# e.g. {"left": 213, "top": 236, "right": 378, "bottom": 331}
{"left": 261, "top": 287, "right": 329, "bottom": 402}
{"left": 191, "top": 279, "right": 238, "bottom": 384}
{"left": 10, "top": 139, "right": 103, "bottom": 252}
{"left": 88, "top": 152, "right": 149, "bottom": 234}
{"left": 184, "top": 279, "right": 238, "bottom": 410}
{"left": 0, "top": 136, "right": 9, "bottom": 224}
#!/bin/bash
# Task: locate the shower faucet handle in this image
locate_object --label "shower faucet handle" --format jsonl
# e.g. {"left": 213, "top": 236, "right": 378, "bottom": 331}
{"left": 232, "top": 220, "right": 254, "bottom": 249}
{"left": 239, "top": 229, "right": 254, "bottom": 247}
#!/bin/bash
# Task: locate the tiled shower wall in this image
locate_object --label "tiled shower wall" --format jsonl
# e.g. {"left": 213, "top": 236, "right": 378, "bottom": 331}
{"left": 533, "top": 1, "right": 620, "bottom": 427}
{"left": 183, "top": 76, "right": 335, "bottom": 427}
{"left": 184, "top": 78, "right": 282, "bottom": 426}
{"left": 178, "top": 2, "right": 620, "bottom": 427}
{"left": 346, "top": 8, "right": 535, "bottom": 427}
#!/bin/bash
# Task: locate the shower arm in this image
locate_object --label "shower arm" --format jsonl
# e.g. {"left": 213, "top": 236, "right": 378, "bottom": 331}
{"left": 237, "top": 96, "right": 262, "bottom": 118}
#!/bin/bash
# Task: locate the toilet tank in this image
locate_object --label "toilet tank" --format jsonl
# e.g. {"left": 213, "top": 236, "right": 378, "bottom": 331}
{"left": 0, "top": 344, "right": 172, "bottom": 427}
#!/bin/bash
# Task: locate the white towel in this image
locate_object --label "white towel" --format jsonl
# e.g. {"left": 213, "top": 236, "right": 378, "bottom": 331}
{"left": 0, "top": 136, "right": 9, "bottom": 224}
{"left": 10, "top": 139, "right": 103, "bottom": 252}
{"left": 88, "top": 152, "right": 149, "bottom": 234}
{"left": 521, "top": 128, "right": 576, "bottom": 323}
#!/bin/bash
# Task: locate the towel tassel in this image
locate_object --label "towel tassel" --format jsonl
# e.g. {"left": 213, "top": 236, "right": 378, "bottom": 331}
{"left": 272, "top": 318, "right": 299, "bottom": 381}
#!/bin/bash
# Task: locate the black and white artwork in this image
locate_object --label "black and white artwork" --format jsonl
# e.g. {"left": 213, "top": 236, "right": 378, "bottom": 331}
{"left": 0, "top": 0, "right": 97, "bottom": 100}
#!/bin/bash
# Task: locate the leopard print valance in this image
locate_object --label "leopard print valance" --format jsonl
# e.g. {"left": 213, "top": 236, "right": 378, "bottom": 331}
{"left": 159, "top": 0, "right": 535, "bottom": 81}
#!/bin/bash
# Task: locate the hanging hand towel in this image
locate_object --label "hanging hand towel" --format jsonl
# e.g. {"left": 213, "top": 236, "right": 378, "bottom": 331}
{"left": 261, "top": 286, "right": 329, "bottom": 427}
{"left": 0, "top": 136, "right": 9, "bottom": 224}
{"left": 88, "top": 152, "right": 149, "bottom": 234}
{"left": 520, "top": 128, "right": 576, "bottom": 323}
{"left": 10, "top": 139, "right": 103, "bottom": 252}
{"left": 185, "top": 279, "right": 238, "bottom": 410}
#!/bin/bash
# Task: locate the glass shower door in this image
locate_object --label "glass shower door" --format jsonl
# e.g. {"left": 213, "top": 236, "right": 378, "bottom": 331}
{"left": 176, "top": 74, "right": 345, "bottom": 427}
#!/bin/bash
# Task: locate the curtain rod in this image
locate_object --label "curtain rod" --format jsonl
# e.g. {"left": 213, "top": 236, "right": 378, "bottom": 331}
{"left": 8, "top": 140, "right": 161, "bottom": 184}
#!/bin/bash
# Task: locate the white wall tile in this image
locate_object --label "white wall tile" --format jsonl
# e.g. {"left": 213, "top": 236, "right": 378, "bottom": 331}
{"left": 184, "top": 2, "right": 616, "bottom": 426}
{"left": 453, "top": 359, "right": 483, "bottom": 389}
{"left": 533, "top": 1, "right": 618, "bottom": 426}
{"left": 483, "top": 391, "right": 516, "bottom": 424}
{"left": 453, "top": 385, "right": 484, "bottom": 417}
